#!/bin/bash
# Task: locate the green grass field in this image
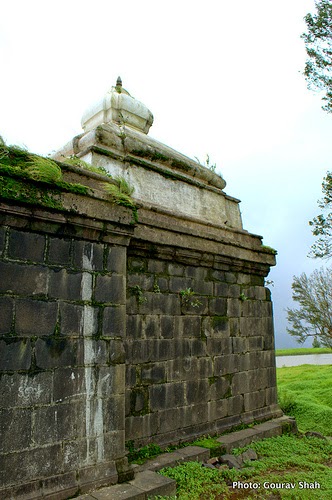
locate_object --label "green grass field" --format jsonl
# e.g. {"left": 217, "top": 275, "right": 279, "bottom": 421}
{"left": 277, "top": 364, "right": 332, "bottom": 435}
{"left": 276, "top": 347, "right": 331, "bottom": 356}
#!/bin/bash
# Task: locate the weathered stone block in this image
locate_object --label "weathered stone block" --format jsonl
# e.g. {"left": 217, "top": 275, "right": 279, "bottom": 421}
{"left": 232, "top": 337, "right": 248, "bottom": 354}
{"left": 242, "top": 300, "right": 262, "bottom": 317}
{"left": 60, "top": 302, "right": 84, "bottom": 336}
{"left": 98, "top": 365, "right": 125, "bottom": 396}
{"left": 103, "top": 305, "right": 126, "bottom": 337}
{"left": 35, "top": 338, "right": 83, "bottom": 369}
{"left": 231, "top": 372, "right": 250, "bottom": 395}
{"left": 141, "top": 363, "right": 166, "bottom": 385}
{"left": 239, "top": 316, "right": 262, "bottom": 336}
{"left": 210, "top": 315, "right": 229, "bottom": 335}
{"left": 148, "top": 293, "right": 181, "bottom": 315}
{"left": 168, "top": 263, "right": 184, "bottom": 276}
{"left": 214, "top": 354, "right": 238, "bottom": 376}
{"left": 244, "top": 390, "right": 265, "bottom": 412}
{"left": 104, "top": 430, "right": 126, "bottom": 461}
{"left": 94, "top": 275, "right": 125, "bottom": 304}
{"left": 0, "top": 372, "right": 53, "bottom": 408}
{"left": 168, "top": 357, "right": 198, "bottom": 382}
{"left": 160, "top": 315, "right": 174, "bottom": 338}
{"left": 109, "top": 339, "right": 126, "bottom": 364}
{"left": 0, "top": 407, "right": 32, "bottom": 453}
{"left": 0, "top": 479, "right": 42, "bottom": 500}
{"left": 78, "top": 461, "right": 118, "bottom": 491}
{"left": 126, "top": 314, "right": 143, "bottom": 339}
{"left": 214, "top": 282, "right": 229, "bottom": 297}
{"left": 190, "top": 338, "right": 207, "bottom": 357}
{"left": 180, "top": 315, "right": 201, "bottom": 337}
{"left": 0, "top": 297, "right": 14, "bottom": 335}
{"left": 225, "top": 272, "right": 237, "bottom": 284}
{"left": 0, "top": 444, "right": 63, "bottom": 486}
{"left": 169, "top": 276, "right": 193, "bottom": 293}
{"left": 42, "top": 471, "right": 78, "bottom": 499}
{"left": 184, "top": 402, "right": 208, "bottom": 426}
{"left": 149, "top": 382, "right": 185, "bottom": 411}
{"left": 227, "top": 298, "right": 240, "bottom": 317}
{"left": 186, "top": 379, "right": 209, "bottom": 405}
{"left": 227, "top": 395, "right": 244, "bottom": 416}
{"left": 148, "top": 258, "right": 166, "bottom": 273}
{"left": 248, "top": 336, "right": 264, "bottom": 351}
{"left": 185, "top": 266, "right": 208, "bottom": 280}
{"left": 73, "top": 241, "right": 104, "bottom": 271}
{"left": 265, "top": 387, "right": 277, "bottom": 406}
{"left": 193, "top": 279, "right": 213, "bottom": 296}
{"left": 125, "top": 413, "right": 159, "bottom": 441}
{"left": 33, "top": 401, "right": 85, "bottom": 445}
{"left": 198, "top": 357, "right": 213, "bottom": 378}
{"left": 130, "top": 387, "right": 147, "bottom": 414}
{"left": 207, "top": 338, "right": 232, "bottom": 356}
{"left": 48, "top": 237, "right": 72, "bottom": 266}
{"left": 53, "top": 367, "right": 86, "bottom": 403}
{"left": 173, "top": 338, "right": 191, "bottom": 359}
{"left": 156, "top": 276, "right": 169, "bottom": 292}
{"left": 0, "top": 262, "right": 48, "bottom": 296}
{"left": 144, "top": 315, "right": 160, "bottom": 338}
{"left": 15, "top": 299, "right": 58, "bottom": 336}
{"left": 103, "top": 395, "right": 125, "bottom": 430}
{"left": 208, "top": 399, "right": 228, "bottom": 421}
{"left": 208, "top": 376, "right": 231, "bottom": 401}
{"left": 0, "top": 339, "right": 31, "bottom": 370}
{"left": 125, "top": 366, "right": 136, "bottom": 387}
{"left": 128, "top": 273, "right": 154, "bottom": 290}
{"left": 128, "top": 258, "right": 146, "bottom": 273}
{"left": 49, "top": 269, "right": 82, "bottom": 301}
{"left": 158, "top": 407, "right": 184, "bottom": 432}
{"left": 8, "top": 229, "right": 45, "bottom": 262}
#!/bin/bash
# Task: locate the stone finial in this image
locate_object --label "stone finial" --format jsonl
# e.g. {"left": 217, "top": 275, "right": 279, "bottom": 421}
{"left": 81, "top": 79, "right": 154, "bottom": 134}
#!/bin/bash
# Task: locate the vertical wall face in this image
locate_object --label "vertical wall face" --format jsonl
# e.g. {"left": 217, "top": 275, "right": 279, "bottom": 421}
{"left": 125, "top": 250, "right": 280, "bottom": 447}
{"left": 0, "top": 224, "right": 128, "bottom": 499}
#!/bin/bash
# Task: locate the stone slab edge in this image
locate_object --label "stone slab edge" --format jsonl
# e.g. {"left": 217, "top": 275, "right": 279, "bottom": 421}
{"left": 216, "top": 416, "right": 297, "bottom": 452}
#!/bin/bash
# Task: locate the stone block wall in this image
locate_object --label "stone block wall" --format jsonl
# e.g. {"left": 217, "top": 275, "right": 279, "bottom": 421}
{"left": 125, "top": 248, "right": 279, "bottom": 448}
{"left": 0, "top": 221, "right": 130, "bottom": 499}
{"left": 0, "top": 154, "right": 281, "bottom": 498}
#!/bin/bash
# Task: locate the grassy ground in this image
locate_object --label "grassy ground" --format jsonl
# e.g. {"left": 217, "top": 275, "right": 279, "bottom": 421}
{"left": 277, "top": 364, "right": 332, "bottom": 435}
{"left": 276, "top": 347, "right": 331, "bottom": 356}
{"left": 159, "top": 434, "right": 332, "bottom": 498}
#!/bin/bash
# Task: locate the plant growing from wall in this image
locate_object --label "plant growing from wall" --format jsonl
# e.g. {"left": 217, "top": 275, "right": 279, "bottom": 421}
{"left": 130, "top": 285, "right": 147, "bottom": 305}
{"left": 0, "top": 143, "right": 90, "bottom": 208}
{"left": 179, "top": 288, "right": 202, "bottom": 308}
{"left": 63, "top": 155, "right": 113, "bottom": 178}
{"left": 103, "top": 175, "right": 138, "bottom": 223}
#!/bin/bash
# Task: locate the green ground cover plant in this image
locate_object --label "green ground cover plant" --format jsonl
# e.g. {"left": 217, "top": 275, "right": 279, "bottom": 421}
{"left": 277, "top": 364, "right": 332, "bottom": 435}
{"left": 159, "top": 434, "right": 332, "bottom": 499}
{"left": 276, "top": 347, "right": 331, "bottom": 356}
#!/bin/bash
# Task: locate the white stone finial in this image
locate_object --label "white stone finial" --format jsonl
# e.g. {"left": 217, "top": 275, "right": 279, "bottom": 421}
{"left": 81, "top": 79, "right": 154, "bottom": 134}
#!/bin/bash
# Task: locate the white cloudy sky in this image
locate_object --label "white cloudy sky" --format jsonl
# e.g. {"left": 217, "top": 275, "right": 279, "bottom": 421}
{"left": 1, "top": 0, "right": 332, "bottom": 347}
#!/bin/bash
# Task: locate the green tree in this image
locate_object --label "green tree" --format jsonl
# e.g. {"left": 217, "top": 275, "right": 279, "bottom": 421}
{"left": 287, "top": 267, "right": 332, "bottom": 348}
{"left": 302, "top": 0, "right": 332, "bottom": 113}
{"left": 312, "top": 336, "right": 321, "bottom": 347}
{"left": 309, "top": 172, "right": 332, "bottom": 258}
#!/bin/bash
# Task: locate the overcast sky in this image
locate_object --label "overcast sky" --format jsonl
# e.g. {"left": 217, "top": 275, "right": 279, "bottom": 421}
{"left": 1, "top": 0, "right": 332, "bottom": 348}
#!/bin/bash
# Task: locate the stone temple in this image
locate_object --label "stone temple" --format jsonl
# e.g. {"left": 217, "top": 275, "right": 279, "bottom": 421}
{"left": 0, "top": 78, "right": 282, "bottom": 499}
